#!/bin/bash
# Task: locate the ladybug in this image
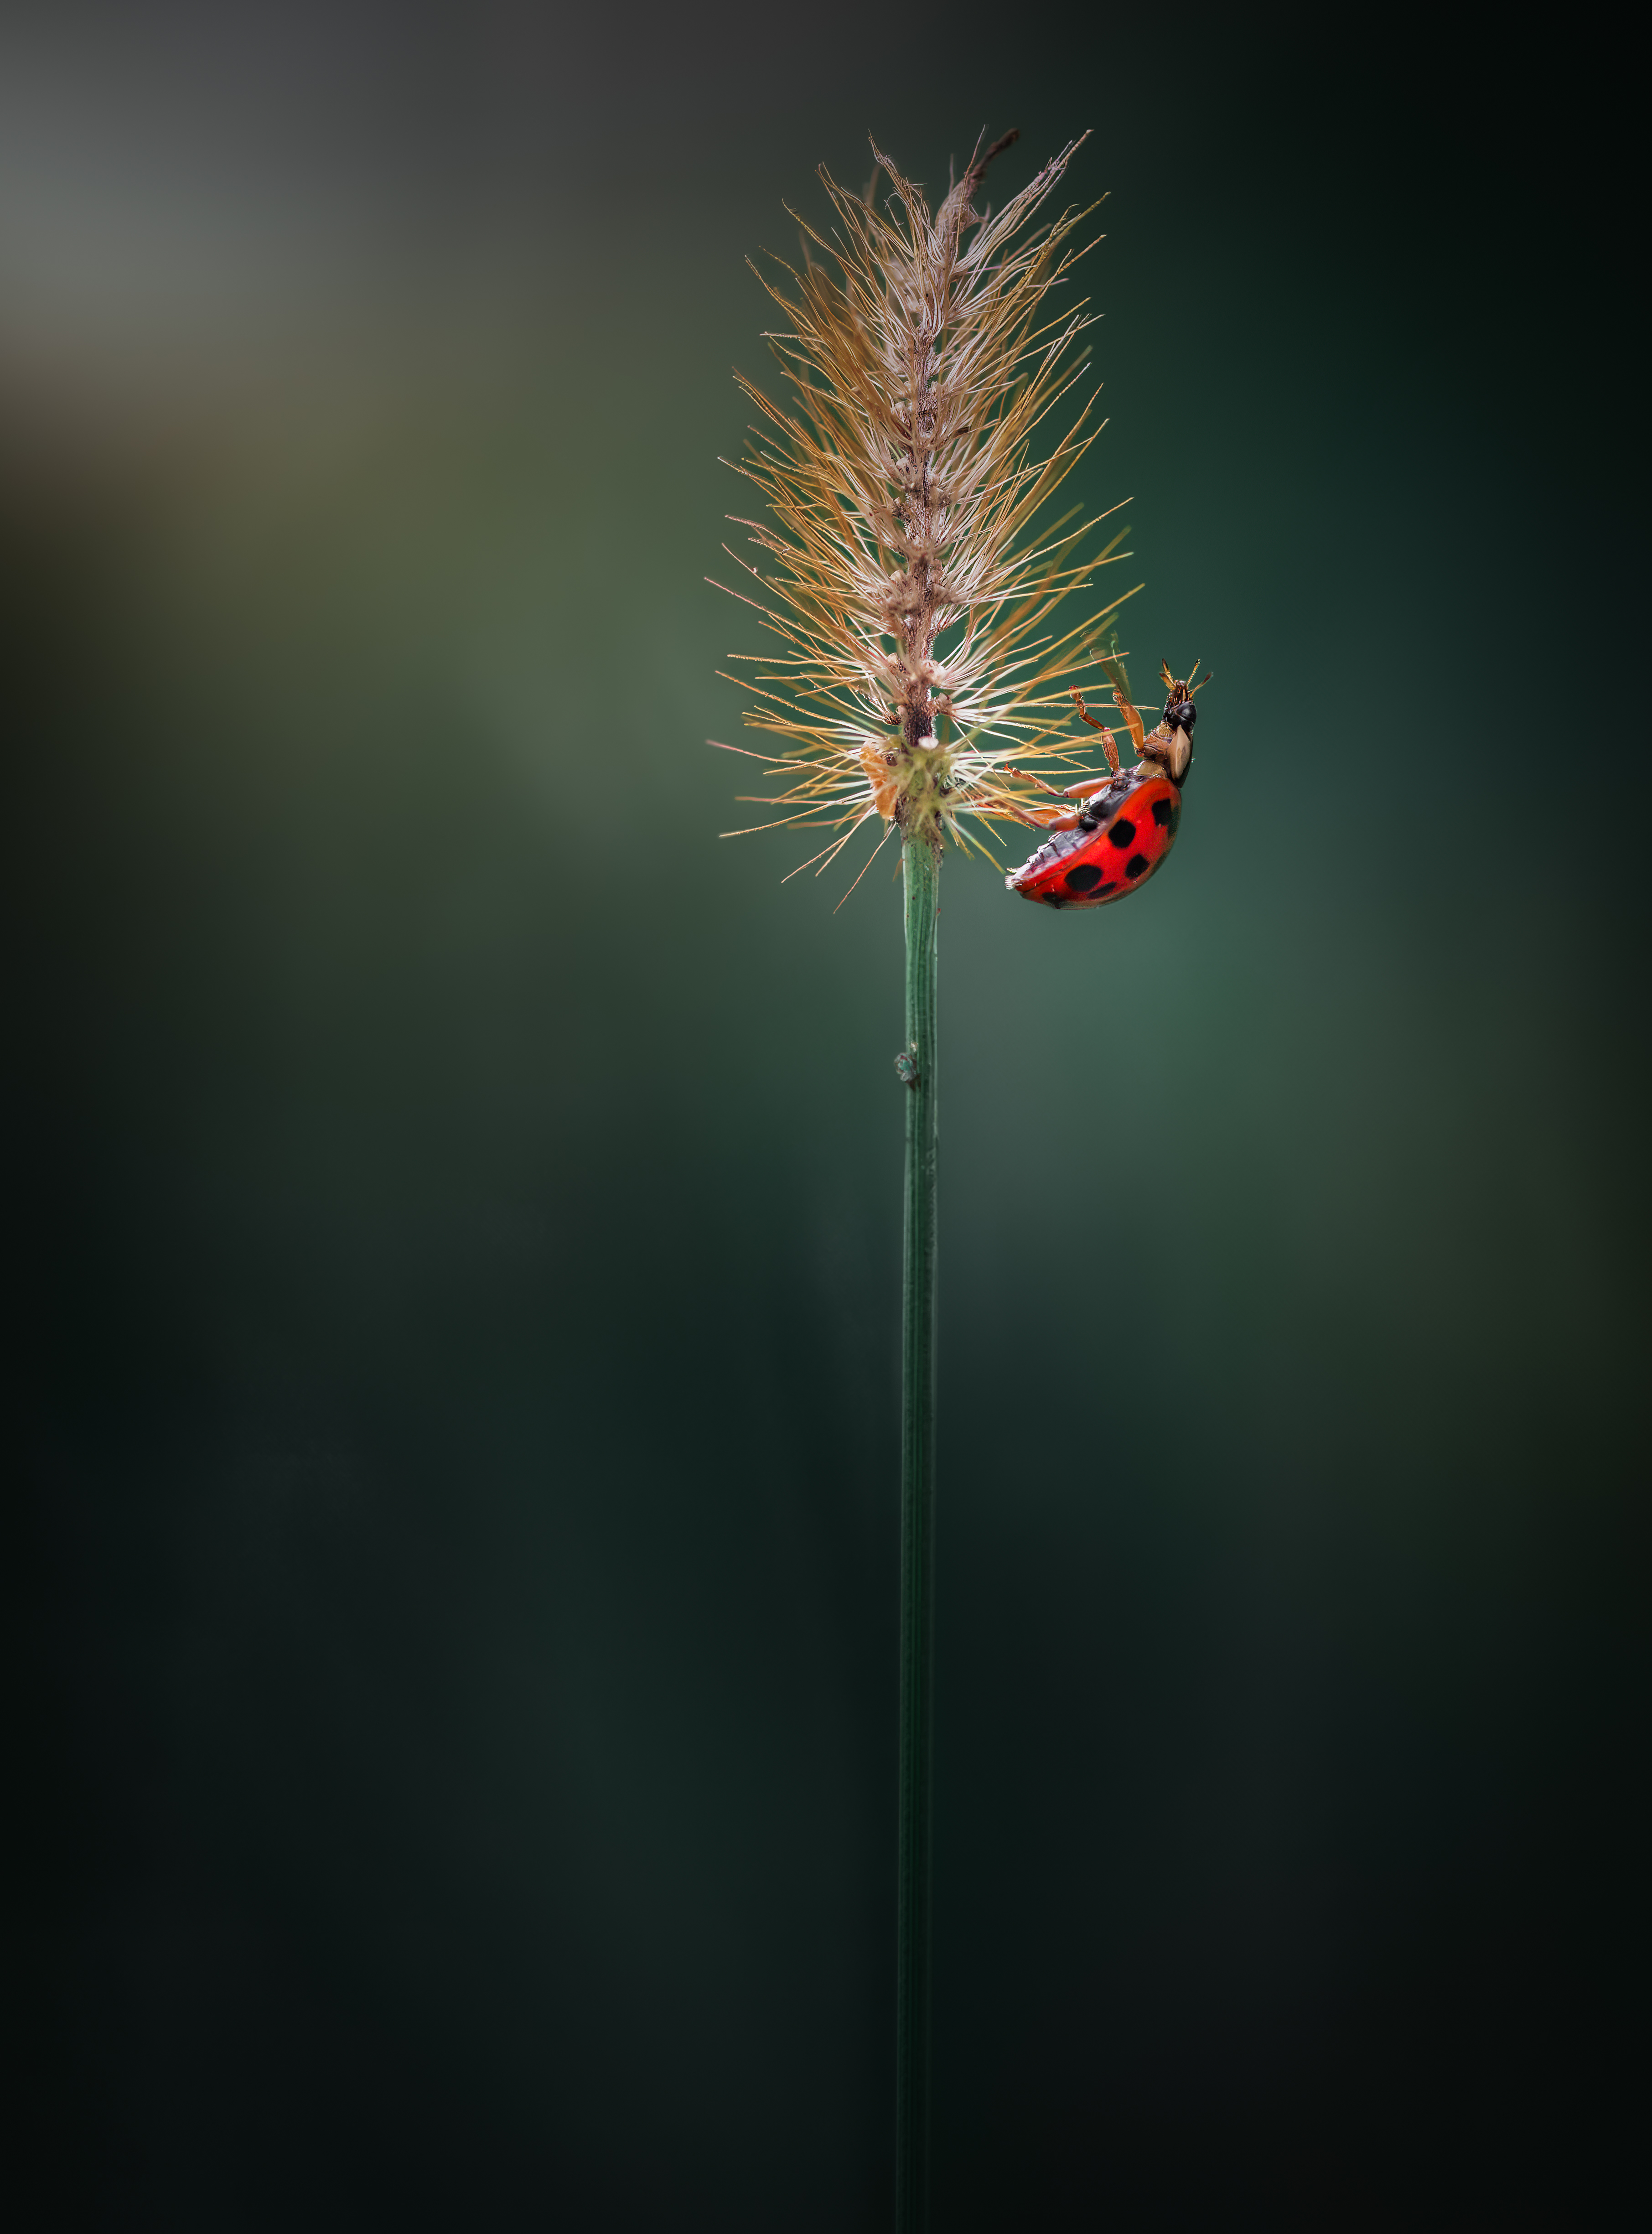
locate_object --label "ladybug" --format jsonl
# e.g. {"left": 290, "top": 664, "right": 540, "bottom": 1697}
{"left": 1007, "top": 661, "right": 1210, "bottom": 910}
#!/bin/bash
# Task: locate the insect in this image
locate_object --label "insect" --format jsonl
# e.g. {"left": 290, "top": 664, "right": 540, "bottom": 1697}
{"left": 1006, "top": 661, "right": 1211, "bottom": 910}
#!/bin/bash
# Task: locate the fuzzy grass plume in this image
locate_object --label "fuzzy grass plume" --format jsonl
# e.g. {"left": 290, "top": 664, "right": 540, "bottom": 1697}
{"left": 713, "top": 129, "right": 1138, "bottom": 894}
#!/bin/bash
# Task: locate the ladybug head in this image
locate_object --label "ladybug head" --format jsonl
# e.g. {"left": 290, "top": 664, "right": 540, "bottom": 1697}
{"left": 1151, "top": 659, "right": 1212, "bottom": 785}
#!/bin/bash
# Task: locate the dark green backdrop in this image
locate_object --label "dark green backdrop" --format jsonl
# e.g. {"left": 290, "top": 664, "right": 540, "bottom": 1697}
{"left": 10, "top": 4, "right": 1643, "bottom": 2225}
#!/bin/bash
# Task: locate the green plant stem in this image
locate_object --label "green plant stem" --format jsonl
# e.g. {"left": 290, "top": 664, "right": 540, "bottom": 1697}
{"left": 896, "top": 832, "right": 940, "bottom": 2234}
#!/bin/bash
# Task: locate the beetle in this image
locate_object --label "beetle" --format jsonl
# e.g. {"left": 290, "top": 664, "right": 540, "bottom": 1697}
{"left": 1005, "top": 661, "right": 1210, "bottom": 910}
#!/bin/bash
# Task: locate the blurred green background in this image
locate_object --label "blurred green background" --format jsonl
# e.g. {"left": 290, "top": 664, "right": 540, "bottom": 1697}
{"left": 9, "top": 4, "right": 1643, "bottom": 2226}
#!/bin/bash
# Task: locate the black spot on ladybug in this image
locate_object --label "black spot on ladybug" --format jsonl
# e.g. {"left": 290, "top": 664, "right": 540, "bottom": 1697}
{"left": 1045, "top": 891, "right": 1067, "bottom": 909}
{"left": 1125, "top": 852, "right": 1150, "bottom": 879}
{"left": 1093, "top": 881, "right": 1117, "bottom": 898}
{"left": 1065, "top": 862, "right": 1103, "bottom": 894}
{"left": 1152, "top": 795, "right": 1178, "bottom": 829}
{"left": 1108, "top": 817, "right": 1136, "bottom": 849}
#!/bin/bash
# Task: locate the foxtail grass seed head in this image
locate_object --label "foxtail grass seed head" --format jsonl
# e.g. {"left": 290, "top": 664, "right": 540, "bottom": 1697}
{"left": 710, "top": 130, "right": 1142, "bottom": 892}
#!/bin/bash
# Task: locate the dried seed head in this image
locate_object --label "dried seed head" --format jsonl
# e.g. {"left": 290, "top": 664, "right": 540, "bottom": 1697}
{"left": 710, "top": 131, "right": 1141, "bottom": 891}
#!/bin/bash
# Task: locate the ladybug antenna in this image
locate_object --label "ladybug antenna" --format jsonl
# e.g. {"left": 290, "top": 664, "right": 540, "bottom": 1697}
{"left": 1162, "top": 656, "right": 1213, "bottom": 695}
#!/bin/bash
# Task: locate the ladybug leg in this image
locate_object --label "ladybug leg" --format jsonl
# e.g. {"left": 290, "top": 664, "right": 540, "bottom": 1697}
{"left": 1070, "top": 688, "right": 1121, "bottom": 774}
{"left": 1111, "top": 688, "right": 1148, "bottom": 759}
{"left": 1000, "top": 763, "right": 1068, "bottom": 796}
{"left": 998, "top": 765, "right": 1080, "bottom": 827}
{"left": 1005, "top": 804, "right": 1079, "bottom": 829}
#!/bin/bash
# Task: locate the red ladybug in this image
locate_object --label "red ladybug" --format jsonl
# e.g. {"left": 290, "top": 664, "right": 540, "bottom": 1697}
{"left": 1007, "top": 661, "right": 1209, "bottom": 910}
